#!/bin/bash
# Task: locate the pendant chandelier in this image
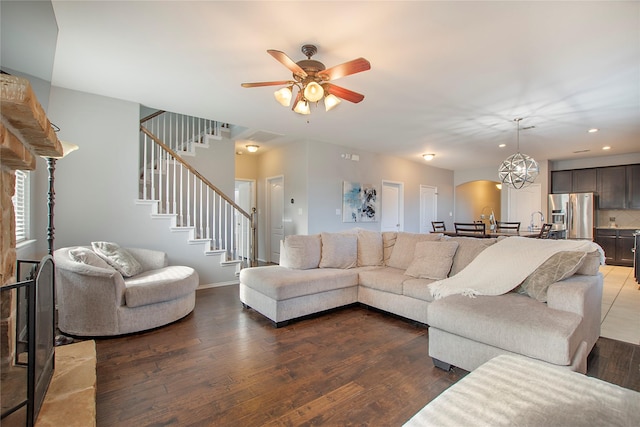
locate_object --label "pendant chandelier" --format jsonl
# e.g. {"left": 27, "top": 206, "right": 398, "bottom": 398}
{"left": 498, "top": 118, "right": 539, "bottom": 189}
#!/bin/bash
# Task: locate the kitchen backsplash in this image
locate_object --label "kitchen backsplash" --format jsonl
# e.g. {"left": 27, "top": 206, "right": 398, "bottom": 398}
{"left": 597, "top": 209, "right": 640, "bottom": 228}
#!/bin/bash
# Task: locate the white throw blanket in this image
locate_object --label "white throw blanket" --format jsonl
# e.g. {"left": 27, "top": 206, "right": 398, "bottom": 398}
{"left": 429, "top": 237, "right": 604, "bottom": 300}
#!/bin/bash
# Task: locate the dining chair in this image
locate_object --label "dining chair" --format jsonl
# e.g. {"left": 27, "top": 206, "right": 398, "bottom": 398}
{"left": 537, "top": 223, "right": 553, "bottom": 239}
{"left": 454, "top": 222, "right": 486, "bottom": 235}
{"left": 431, "top": 221, "right": 446, "bottom": 232}
{"left": 495, "top": 221, "right": 521, "bottom": 233}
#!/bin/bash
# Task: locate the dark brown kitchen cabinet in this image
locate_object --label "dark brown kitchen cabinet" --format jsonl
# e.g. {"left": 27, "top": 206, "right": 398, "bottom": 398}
{"left": 595, "top": 228, "right": 634, "bottom": 267}
{"left": 551, "top": 170, "right": 572, "bottom": 194}
{"left": 627, "top": 164, "right": 640, "bottom": 209}
{"left": 551, "top": 168, "right": 597, "bottom": 194}
{"left": 572, "top": 168, "right": 597, "bottom": 193}
{"left": 597, "top": 166, "right": 626, "bottom": 209}
{"left": 595, "top": 229, "right": 617, "bottom": 264}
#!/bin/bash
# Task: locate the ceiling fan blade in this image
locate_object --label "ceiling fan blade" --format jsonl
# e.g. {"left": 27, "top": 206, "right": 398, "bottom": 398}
{"left": 324, "top": 84, "right": 365, "bottom": 103}
{"left": 267, "top": 49, "right": 307, "bottom": 79}
{"left": 241, "top": 80, "right": 294, "bottom": 88}
{"left": 319, "top": 58, "right": 370, "bottom": 81}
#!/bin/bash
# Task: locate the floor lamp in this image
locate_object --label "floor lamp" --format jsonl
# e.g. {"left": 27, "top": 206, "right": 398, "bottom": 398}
{"left": 43, "top": 141, "right": 79, "bottom": 346}
{"left": 44, "top": 141, "right": 79, "bottom": 255}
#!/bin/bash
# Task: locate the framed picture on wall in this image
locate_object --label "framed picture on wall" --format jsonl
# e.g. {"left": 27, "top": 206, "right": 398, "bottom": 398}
{"left": 342, "top": 181, "right": 378, "bottom": 222}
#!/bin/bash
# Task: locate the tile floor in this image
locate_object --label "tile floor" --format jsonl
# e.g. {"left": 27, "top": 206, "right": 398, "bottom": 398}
{"left": 600, "top": 265, "right": 640, "bottom": 345}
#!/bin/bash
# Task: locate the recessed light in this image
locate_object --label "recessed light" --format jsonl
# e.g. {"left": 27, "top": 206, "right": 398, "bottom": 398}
{"left": 422, "top": 153, "right": 435, "bottom": 161}
{"left": 602, "top": 146, "right": 611, "bottom": 150}
{"left": 498, "top": 144, "right": 506, "bottom": 148}
{"left": 588, "top": 128, "right": 599, "bottom": 133}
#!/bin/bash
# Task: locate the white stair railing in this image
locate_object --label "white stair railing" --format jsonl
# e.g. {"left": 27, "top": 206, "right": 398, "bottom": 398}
{"left": 142, "top": 110, "right": 222, "bottom": 154}
{"left": 139, "top": 113, "right": 256, "bottom": 267}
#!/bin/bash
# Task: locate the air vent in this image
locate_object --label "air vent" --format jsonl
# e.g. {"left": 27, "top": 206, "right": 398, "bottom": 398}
{"left": 244, "top": 130, "right": 282, "bottom": 143}
{"left": 573, "top": 149, "right": 591, "bottom": 154}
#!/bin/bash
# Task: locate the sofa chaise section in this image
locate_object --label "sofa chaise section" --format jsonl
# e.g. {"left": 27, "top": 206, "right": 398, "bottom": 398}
{"left": 239, "top": 265, "right": 360, "bottom": 326}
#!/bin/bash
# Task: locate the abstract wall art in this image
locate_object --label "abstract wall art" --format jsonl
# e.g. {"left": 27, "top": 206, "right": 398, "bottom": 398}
{"left": 342, "top": 181, "right": 378, "bottom": 223}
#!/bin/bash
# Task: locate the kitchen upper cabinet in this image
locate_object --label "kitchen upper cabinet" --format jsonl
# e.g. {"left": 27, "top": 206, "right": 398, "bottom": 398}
{"left": 572, "top": 168, "right": 597, "bottom": 193}
{"left": 553, "top": 164, "right": 639, "bottom": 209}
{"left": 551, "top": 170, "right": 572, "bottom": 194}
{"left": 551, "top": 169, "right": 597, "bottom": 194}
{"left": 597, "top": 166, "right": 626, "bottom": 209}
{"left": 627, "top": 164, "right": 640, "bottom": 209}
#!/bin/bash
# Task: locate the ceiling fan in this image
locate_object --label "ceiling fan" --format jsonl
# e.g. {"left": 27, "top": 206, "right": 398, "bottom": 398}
{"left": 241, "top": 44, "right": 371, "bottom": 115}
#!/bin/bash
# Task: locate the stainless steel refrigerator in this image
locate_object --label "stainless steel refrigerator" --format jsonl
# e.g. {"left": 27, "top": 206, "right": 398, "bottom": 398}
{"left": 548, "top": 192, "right": 595, "bottom": 240}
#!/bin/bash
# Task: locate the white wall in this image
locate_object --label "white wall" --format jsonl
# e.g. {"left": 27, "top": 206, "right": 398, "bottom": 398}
{"left": 252, "top": 139, "right": 455, "bottom": 260}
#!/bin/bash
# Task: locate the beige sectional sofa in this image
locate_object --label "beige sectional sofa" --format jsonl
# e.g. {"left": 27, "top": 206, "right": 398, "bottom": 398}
{"left": 239, "top": 230, "right": 603, "bottom": 373}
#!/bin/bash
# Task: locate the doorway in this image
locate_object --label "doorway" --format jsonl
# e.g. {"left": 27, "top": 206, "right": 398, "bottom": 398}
{"left": 507, "top": 183, "right": 542, "bottom": 230}
{"left": 381, "top": 180, "right": 404, "bottom": 232}
{"left": 419, "top": 185, "right": 438, "bottom": 233}
{"left": 234, "top": 179, "right": 255, "bottom": 259}
{"left": 266, "top": 175, "right": 284, "bottom": 264}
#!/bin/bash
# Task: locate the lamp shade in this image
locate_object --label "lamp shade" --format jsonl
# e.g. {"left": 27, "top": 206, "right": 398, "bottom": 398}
{"left": 293, "top": 99, "right": 310, "bottom": 115}
{"left": 303, "top": 81, "right": 324, "bottom": 102}
{"left": 498, "top": 152, "right": 539, "bottom": 189}
{"left": 324, "top": 94, "right": 341, "bottom": 111}
{"left": 274, "top": 87, "right": 293, "bottom": 107}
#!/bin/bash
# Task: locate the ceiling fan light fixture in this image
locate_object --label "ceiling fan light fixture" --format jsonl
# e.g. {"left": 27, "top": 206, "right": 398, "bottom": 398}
{"left": 303, "top": 81, "right": 324, "bottom": 102}
{"left": 324, "top": 93, "right": 341, "bottom": 111}
{"left": 274, "top": 86, "right": 293, "bottom": 106}
{"left": 293, "top": 99, "right": 310, "bottom": 115}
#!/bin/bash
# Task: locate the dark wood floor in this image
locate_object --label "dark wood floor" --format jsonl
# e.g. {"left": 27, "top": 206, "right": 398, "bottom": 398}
{"left": 95, "top": 285, "right": 640, "bottom": 426}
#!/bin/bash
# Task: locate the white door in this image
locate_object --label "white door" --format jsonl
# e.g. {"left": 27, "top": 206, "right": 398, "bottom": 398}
{"left": 267, "top": 176, "right": 284, "bottom": 264}
{"left": 420, "top": 185, "right": 438, "bottom": 233}
{"left": 381, "top": 180, "right": 404, "bottom": 232}
{"left": 234, "top": 179, "right": 255, "bottom": 259}
{"left": 507, "top": 183, "right": 542, "bottom": 231}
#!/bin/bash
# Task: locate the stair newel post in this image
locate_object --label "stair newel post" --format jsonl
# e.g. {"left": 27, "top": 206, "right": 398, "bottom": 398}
{"left": 251, "top": 207, "right": 257, "bottom": 267}
{"left": 199, "top": 179, "right": 204, "bottom": 239}
{"left": 206, "top": 188, "right": 211, "bottom": 241}
{"left": 172, "top": 153, "right": 177, "bottom": 216}
{"left": 150, "top": 135, "right": 156, "bottom": 201}
{"left": 142, "top": 133, "right": 148, "bottom": 199}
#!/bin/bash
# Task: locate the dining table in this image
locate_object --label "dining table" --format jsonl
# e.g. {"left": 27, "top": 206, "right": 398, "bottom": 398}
{"left": 440, "top": 230, "right": 541, "bottom": 239}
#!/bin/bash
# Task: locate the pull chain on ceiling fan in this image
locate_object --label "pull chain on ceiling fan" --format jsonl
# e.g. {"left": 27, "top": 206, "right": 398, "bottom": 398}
{"left": 241, "top": 44, "right": 371, "bottom": 115}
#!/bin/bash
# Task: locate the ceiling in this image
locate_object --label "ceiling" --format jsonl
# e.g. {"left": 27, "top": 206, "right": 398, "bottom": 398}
{"left": 8, "top": 1, "right": 640, "bottom": 171}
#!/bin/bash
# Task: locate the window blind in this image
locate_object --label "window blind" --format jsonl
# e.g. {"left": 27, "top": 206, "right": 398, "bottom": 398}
{"left": 12, "top": 170, "right": 29, "bottom": 243}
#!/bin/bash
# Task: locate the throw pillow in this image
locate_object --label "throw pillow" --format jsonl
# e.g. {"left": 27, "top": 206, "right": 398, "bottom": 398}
{"left": 405, "top": 241, "right": 459, "bottom": 280}
{"left": 357, "top": 229, "right": 383, "bottom": 266}
{"left": 576, "top": 250, "right": 601, "bottom": 275}
{"left": 319, "top": 232, "right": 358, "bottom": 269}
{"left": 382, "top": 232, "right": 397, "bottom": 265}
{"left": 68, "top": 247, "right": 112, "bottom": 269}
{"left": 91, "top": 241, "right": 144, "bottom": 277}
{"left": 386, "top": 232, "right": 442, "bottom": 270}
{"left": 517, "top": 251, "right": 587, "bottom": 302}
{"left": 447, "top": 237, "right": 499, "bottom": 276}
{"left": 280, "top": 234, "right": 322, "bottom": 270}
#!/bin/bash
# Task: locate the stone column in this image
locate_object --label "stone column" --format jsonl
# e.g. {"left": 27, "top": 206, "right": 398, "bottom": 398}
{"left": 0, "top": 168, "right": 17, "bottom": 369}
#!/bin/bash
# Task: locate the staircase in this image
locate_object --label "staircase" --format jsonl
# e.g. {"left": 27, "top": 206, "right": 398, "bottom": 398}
{"left": 138, "top": 111, "right": 256, "bottom": 271}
